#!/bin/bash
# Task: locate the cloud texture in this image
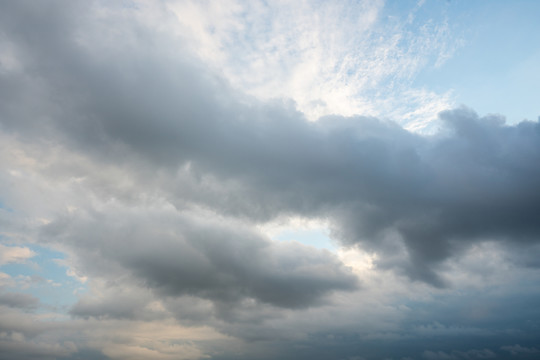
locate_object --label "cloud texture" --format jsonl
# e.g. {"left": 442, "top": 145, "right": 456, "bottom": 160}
{"left": 1, "top": 1, "right": 539, "bottom": 359}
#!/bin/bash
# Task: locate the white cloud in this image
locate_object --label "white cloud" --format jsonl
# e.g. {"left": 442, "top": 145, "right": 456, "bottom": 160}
{"left": 0, "top": 272, "right": 13, "bottom": 287}
{"left": 164, "top": 0, "right": 458, "bottom": 128}
{"left": 0, "top": 244, "right": 35, "bottom": 265}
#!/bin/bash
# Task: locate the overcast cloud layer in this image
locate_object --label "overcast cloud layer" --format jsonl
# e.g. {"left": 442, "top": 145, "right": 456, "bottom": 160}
{"left": 1, "top": 1, "right": 540, "bottom": 359}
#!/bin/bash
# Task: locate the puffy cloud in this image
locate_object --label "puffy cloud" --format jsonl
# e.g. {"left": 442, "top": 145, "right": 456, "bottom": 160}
{"left": 2, "top": 0, "right": 539, "bottom": 288}
{"left": 0, "top": 245, "right": 35, "bottom": 265}
{"left": 43, "top": 205, "right": 358, "bottom": 312}
{"left": 2, "top": 0, "right": 540, "bottom": 287}
{"left": 1, "top": 1, "right": 540, "bottom": 359}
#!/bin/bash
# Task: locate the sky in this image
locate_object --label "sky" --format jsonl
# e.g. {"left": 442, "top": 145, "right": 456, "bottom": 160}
{"left": 0, "top": 0, "right": 540, "bottom": 359}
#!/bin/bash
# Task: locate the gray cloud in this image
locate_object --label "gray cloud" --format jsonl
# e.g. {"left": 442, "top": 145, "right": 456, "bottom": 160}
{"left": 43, "top": 208, "right": 358, "bottom": 314}
{"left": 501, "top": 345, "right": 539, "bottom": 356}
{"left": 69, "top": 286, "right": 157, "bottom": 321}
{"left": 2, "top": 1, "right": 540, "bottom": 289}
{"left": 422, "top": 348, "right": 497, "bottom": 360}
{"left": 2, "top": 1, "right": 540, "bottom": 359}
{"left": 0, "top": 292, "right": 39, "bottom": 310}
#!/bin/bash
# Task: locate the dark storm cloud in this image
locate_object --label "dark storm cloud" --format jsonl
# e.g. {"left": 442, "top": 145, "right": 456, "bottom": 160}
{"left": 69, "top": 287, "right": 155, "bottom": 320}
{"left": 2, "top": 0, "right": 540, "bottom": 292}
{"left": 43, "top": 208, "right": 358, "bottom": 313}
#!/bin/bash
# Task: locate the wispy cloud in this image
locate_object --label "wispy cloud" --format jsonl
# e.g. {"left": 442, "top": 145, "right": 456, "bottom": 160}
{"left": 167, "top": 0, "right": 459, "bottom": 128}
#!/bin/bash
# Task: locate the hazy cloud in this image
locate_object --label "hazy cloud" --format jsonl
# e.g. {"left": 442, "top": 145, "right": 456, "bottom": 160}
{"left": 0, "top": 292, "right": 39, "bottom": 310}
{"left": 500, "top": 345, "right": 539, "bottom": 356}
{"left": 1, "top": 1, "right": 540, "bottom": 359}
{"left": 1, "top": 0, "right": 540, "bottom": 287}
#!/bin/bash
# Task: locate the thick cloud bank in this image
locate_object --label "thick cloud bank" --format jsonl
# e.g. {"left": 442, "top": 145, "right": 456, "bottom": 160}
{"left": 43, "top": 207, "right": 358, "bottom": 311}
{"left": 1, "top": 1, "right": 540, "bottom": 359}
{"left": 2, "top": 0, "right": 539, "bottom": 284}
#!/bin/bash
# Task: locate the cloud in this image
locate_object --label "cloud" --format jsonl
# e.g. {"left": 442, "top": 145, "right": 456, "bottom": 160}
{"left": 167, "top": 0, "right": 457, "bottom": 126}
{"left": 500, "top": 344, "right": 539, "bottom": 356}
{"left": 69, "top": 284, "right": 157, "bottom": 321}
{"left": 422, "top": 348, "right": 496, "bottom": 360}
{"left": 0, "top": 292, "right": 39, "bottom": 310}
{"left": 1, "top": 0, "right": 540, "bottom": 288}
{"left": 0, "top": 273, "right": 13, "bottom": 287}
{"left": 43, "top": 205, "right": 358, "bottom": 312}
{"left": 0, "top": 245, "right": 35, "bottom": 265}
{"left": 0, "top": 305, "right": 225, "bottom": 360}
{"left": 1, "top": 1, "right": 540, "bottom": 359}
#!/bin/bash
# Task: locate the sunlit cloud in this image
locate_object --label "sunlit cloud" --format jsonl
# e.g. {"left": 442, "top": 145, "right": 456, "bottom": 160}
{"left": 1, "top": 1, "right": 539, "bottom": 359}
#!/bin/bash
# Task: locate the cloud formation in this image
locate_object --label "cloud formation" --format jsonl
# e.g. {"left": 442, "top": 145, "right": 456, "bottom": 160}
{"left": 0, "top": 292, "right": 39, "bottom": 310}
{"left": 0, "top": 245, "right": 35, "bottom": 265}
{"left": 44, "top": 206, "right": 358, "bottom": 312}
{"left": 1, "top": 1, "right": 540, "bottom": 359}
